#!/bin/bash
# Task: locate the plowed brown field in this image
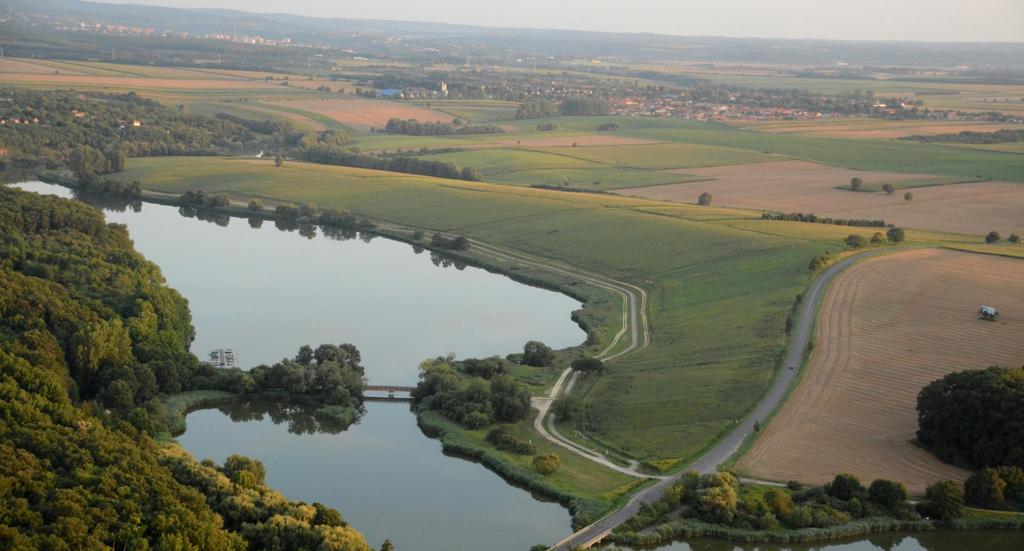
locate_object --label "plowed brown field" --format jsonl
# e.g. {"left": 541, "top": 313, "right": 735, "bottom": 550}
{"left": 737, "top": 249, "right": 1024, "bottom": 493}
{"left": 733, "top": 119, "right": 1024, "bottom": 139}
{"left": 266, "top": 99, "right": 452, "bottom": 130}
{"left": 624, "top": 160, "right": 1024, "bottom": 235}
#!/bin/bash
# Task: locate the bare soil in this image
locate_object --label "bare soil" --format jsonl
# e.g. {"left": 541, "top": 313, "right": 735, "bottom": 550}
{"left": 737, "top": 249, "right": 1024, "bottom": 493}
{"left": 624, "top": 160, "right": 1024, "bottom": 235}
{"left": 267, "top": 99, "right": 452, "bottom": 130}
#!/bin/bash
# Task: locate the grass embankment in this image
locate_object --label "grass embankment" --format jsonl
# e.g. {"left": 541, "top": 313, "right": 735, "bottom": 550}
{"left": 418, "top": 411, "right": 645, "bottom": 527}
{"left": 111, "top": 157, "right": 985, "bottom": 498}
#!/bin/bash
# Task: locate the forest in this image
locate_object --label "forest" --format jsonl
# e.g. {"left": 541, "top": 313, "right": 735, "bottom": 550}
{"left": 0, "top": 89, "right": 276, "bottom": 172}
{"left": 0, "top": 187, "right": 371, "bottom": 549}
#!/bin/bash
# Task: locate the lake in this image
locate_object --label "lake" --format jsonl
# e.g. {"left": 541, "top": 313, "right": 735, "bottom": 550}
{"left": 13, "top": 181, "right": 580, "bottom": 550}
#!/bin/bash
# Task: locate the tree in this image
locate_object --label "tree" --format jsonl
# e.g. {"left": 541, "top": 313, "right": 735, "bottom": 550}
{"left": 296, "top": 345, "right": 315, "bottom": 366}
{"left": 850, "top": 177, "right": 863, "bottom": 191}
{"left": 551, "top": 396, "right": 583, "bottom": 421}
{"left": 965, "top": 468, "right": 1006, "bottom": 508}
{"left": 997, "top": 466, "right": 1024, "bottom": 503}
{"left": 523, "top": 341, "right": 555, "bottom": 367}
{"left": 825, "top": 473, "right": 864, "bottom": 500}
{"left": 490, "top": 375, "right": 531, "bottom": 422}
{"left": 698, "top": 192, "right": 713, "bottom": 206}
{"left": 764, "top": 489, "right": 792, "bottom": 518}
{"left": 533, "top": 453, "right": 560, "bottom": 475}
{"left": 870, "top": 232, "right": 885, "bottom": 244}
{"left": 868, "top": 479, "right": 909, "bottom": 508}
{"left": 917, "top": 366, "right": 1024, "bottom": 470}
{"left": 571, "top": 357, "right": 606, "bottom": 374}
{"left": 208, "top": 193, "right": 230, "bottom": 208}
{"left": 222, "top": 454, "right": 267, "bottom": 489}
{"left": 70, "top": 144, "right": 111, "bottom": 184}
{"left": 986, "top": 231, "right": 1001, "bottom": 244}
{"left": 886, "top": 227, "right": 905, "bottom": 243}
{"left": 275, "top": 155, "right": 284, "bottom": 167}
{"left": 845, "top": 234, "right": 867, "bottom": 249}
{"left": 248, "top": 199, "right": 264, "bottom": 211}
{"left": 882, "top": 183, "right": 896, "bottom": 195}
{"left": 1009, "top": 233, "right": 1020, "bottom": 244}
{"left": 904, "top": 192, "right": 914, "bottom": 201}
{"left": 107, "top": 145, "right": 128, "bottom": 172}
{"left": 919, "top": 480, "right": 965, "bottom": 520}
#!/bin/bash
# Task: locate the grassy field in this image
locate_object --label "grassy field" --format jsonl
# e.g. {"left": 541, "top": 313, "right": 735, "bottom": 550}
{"left": 409, "top": 99, "right": 520, "bottom": 122}
{"left": 111, "top": 156, "right": 984, "bottom": 467}
{"left": 510, "top": 116, "right": 1024, "bottom": 183}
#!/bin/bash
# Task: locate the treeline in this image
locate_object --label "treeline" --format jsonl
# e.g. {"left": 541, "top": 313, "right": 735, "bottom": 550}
{"left": 215, "top": 112, "right": 296, "bottom": 135}
{"left": 606, "top": 467, "right": 991, "bottom": 544}
{"left": 761, "top": 212, "right": 888, "bottom": 228}
{"left": 0, "top": 187, "right": 371, "bottom": 549}
{"left": 901, "top": 128, "right": 1024, "bottom": 144}
{"left": 917, "top": 365, "right": 1024, "bottom": 470}
{"left": 384, "top": 118, "right": 504, "bottom": 136}
{"left": 614, "top": 470, "right": 985, "bottom": 548}
{"left": 300, "top": 144, "right": 482, "bottom": 181}
{"left": 620, "top": 471, "right": 919, "bottom": 538}
{"left": 515, "top": 97, "right": 611, "bottom": 119}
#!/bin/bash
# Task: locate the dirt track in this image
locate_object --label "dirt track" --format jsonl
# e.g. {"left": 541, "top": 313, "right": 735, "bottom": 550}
{"left": 737, "top": 248, "right": 1024, "bottom": 493}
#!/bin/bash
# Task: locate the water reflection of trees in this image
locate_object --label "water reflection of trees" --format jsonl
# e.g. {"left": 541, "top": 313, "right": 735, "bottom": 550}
{"left": 74, "top": 190, "right": 143, "bottom": 213}
{"left": 431, "top": 251, "right": 468, "bottom": 271}
{"left": 216, "top": 398, "right": 362, "bottom": 435}
{"left": 178, "top": 205, "right": 230, "bottom": 227}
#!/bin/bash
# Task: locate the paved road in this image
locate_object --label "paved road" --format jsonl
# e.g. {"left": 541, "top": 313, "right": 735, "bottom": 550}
{"left": 549, "top": 252, "right": 869, "bottom": 550}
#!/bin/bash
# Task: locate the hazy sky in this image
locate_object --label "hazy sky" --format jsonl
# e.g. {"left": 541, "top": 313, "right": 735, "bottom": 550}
{"left": 101, "top": 0, "right": 1024, "bottom": 42}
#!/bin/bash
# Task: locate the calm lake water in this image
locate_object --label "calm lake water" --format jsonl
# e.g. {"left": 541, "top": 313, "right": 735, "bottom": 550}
{"left": 13, "top": 182, "right": 1022, "bottom": 551}
{"left": 13, "top": 181, "right": 578, "bottom": 550}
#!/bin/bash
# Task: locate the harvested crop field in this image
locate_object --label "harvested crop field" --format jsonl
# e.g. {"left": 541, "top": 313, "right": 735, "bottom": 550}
{"left": 737, "top": 248, "right": 1024, "bottom": 494}
{"left": 733, "top": 119, "right": 1024, "bottom": 139}
{"left": 483, "top": 135, "right": 662, "bottom": 148}
{"left": 264, "top": 99, "right": 452, "bottom": 130}
{"left": 623, "top": 160, "right": 1024, "bottom": 235}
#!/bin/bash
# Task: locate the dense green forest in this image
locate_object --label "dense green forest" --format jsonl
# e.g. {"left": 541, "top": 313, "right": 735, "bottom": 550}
{"left": 917, "top": 366, "right": 1024, "bottom": 469}
{"left": 0, "top": 89, "right": 278, "bottom": 171}
{"left": 0, "top": 187, "right": 371, "bottom": 549}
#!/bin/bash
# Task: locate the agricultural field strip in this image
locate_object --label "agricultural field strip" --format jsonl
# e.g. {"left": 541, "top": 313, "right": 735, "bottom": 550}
{"left": 550, "top": 251, "right": 871, "bottom": 550}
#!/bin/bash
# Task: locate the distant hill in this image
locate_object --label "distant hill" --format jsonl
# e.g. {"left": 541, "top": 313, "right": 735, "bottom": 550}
{"left": 2, "top": 0, "right": 1023, "bottom": 69}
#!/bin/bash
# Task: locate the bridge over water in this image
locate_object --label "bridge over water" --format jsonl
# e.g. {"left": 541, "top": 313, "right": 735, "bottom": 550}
{"left": 364, "top": 385, "right": 416, "bottom": 402}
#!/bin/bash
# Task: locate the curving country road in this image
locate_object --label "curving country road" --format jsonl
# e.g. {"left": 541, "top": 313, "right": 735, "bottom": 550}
{"left": 548, "top": 251, "right": 870, "bottom": 550}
